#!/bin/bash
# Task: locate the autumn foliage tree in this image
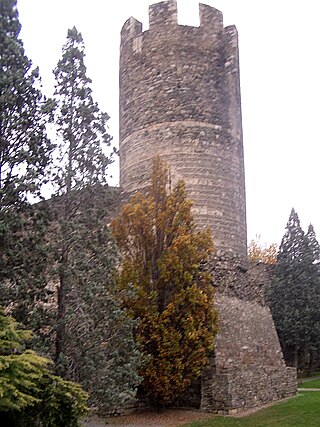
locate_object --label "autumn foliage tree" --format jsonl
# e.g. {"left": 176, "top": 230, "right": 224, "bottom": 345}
{"left": 248, "top": 235, "right": 277, "bottom": 264}
{"left": 111, "top": 157, "right": 218, "bottom": 406}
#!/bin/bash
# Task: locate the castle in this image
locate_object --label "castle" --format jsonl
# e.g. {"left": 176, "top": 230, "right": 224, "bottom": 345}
{"left": 119, "top": 0, "right": 296, "bottom": 413}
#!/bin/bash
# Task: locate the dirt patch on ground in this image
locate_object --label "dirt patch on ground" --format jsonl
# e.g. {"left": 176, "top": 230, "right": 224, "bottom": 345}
{"left": 110, "top": 409, "right": 213, "bottom": 426}
{"left": 82, "top": 409, "right": 213, "bottom": 427}
{"left": 82, "top": 397, "right": 296, "bottom": 427}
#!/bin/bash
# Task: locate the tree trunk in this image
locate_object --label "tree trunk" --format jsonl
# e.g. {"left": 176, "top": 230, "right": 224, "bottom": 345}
{"left": 293, "top": 344, "right": 298, "bottom": 369}
{"left": 308, "top": 349, "right": 314, "bottom": 376}
{"left": 55, "top": 250, "right": 68, "bottom": 366}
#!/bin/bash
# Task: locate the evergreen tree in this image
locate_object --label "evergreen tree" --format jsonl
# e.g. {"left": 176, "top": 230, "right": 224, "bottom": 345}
{"left": 53, "top": 26, "right": 112, "bottom": 196}
{"left": 269, "top": 209, "right": 320, "bottom": 369}
{"left": 49, "top": 186, "right": 141, "bottom": 411}
{"left": 51, "top": 27, "right": 140, "bottom": 410}
{"left": 0, "top": 307, "right": 88, "bottom": 426}
{"left": 112, "top": 157, "right": 218, "bottom": 406}
{"left": 0, "top": 0, "right": 53, "bottom": 206}
{"left": 269, "top": 209, "right": 305, "bottom": 367}
{"left": 301, "top": 224, "right": 320, "bottom": 371}
{"left": 305, "top": 224, "right": 320, "bottom": 265}
{"left": 0, "top": 0, "right": 54, "bottom": 334}
{"left": 53, "top": 26, "right": 112, "bottom": 364}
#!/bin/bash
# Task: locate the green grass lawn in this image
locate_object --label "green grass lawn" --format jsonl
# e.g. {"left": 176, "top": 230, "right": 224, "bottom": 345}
{"left": 298, "top": 371, "right": 320, "bottom": 380}
{"left": 300, "top": 378, "right": 320, "bottom": 388}
{"left": 182, "top": 392, "right": 320, "bottom": 427}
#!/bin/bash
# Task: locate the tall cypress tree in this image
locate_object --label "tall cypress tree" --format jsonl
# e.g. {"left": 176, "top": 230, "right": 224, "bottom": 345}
{"left": 52, "top": 26, "right": 113, "bottom": 365}
{"left": 0, "top": 0, "right": 53, "bottom": 205}
{"left": 302, "top": 224, "right": 320, "bottom": 371}
{"left": 269, "top": 209, "right": 320, "bottom": 369}
{"left": 0, "top": 0, "right": 54, "bottom": 331}
{"left": 53, "top": 26, "right": 112, "bottom": 195}
{"left": 51, "top": 27, "right": 140, "bottom": 409}
{"left": 305, "top": 224, "right": 320, "bottom": 264}
{"left": 111, "top": 157, "right": 217, "bottom": 406}
{"left": 269, "top": 209, "right": 305, "bottom": 367}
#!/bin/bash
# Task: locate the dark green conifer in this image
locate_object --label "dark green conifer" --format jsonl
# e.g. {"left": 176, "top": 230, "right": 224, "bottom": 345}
{"left": 0, "top": 0, "right": 53, "bottom": 206}
{"left": 52, "top": 26, "right": 113, "bottom": 365}
{"left": 52, "top": 27, "right": 140, "bottom": 410}
{"left": 269, "top": 209, "right": 320, "bottom": 369}
{"left": 269, "top": 209, "right": 305, "bottom": 367}
{"left": 302, "top": 224, "right": 320, "bottom": 371}
{"left": 0, "top": 0, "right": 54, "bottom": 335}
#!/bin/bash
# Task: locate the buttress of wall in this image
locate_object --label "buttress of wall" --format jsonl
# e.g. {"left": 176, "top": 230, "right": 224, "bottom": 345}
{"left": 201, "top": 295, "right": 297, "bottom": 412}
{"left": 119, "top": 1, "right": 247, "bottom": 259}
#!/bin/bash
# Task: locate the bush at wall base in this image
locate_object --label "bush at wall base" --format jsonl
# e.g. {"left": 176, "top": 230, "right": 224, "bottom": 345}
{"left": 0, "top": 307, "right": 88, "bottom": 427}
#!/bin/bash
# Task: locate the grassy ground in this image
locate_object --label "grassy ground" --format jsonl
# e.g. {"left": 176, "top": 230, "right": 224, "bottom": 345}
{"left": 182, "top": 392, "right": 320, "bottom": 427}
{"left": 299, "top": 378, "right": 320, "bottom": 388}
{"left": 298, "top": 370, "right": 320, "bottom": 380}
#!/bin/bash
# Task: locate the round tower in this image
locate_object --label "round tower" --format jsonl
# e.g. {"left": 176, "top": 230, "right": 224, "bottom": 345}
{"left": 119, "top": 0, "right": 247, "bottom": 260}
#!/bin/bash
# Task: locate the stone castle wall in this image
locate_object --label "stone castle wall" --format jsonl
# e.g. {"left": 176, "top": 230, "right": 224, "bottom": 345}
{"left": 201, "top": 295, "right": 296, "bottom": 413}
{"left": 119, "top": 0, "right": 296, "bottom": 413}
{"left": 120, "top": 0, "right": 247, "bottom": 259}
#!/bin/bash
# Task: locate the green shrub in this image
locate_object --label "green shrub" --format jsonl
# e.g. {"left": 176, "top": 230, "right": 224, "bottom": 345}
{"left": 0, "top": 307, "right": 88, "bottom": 426}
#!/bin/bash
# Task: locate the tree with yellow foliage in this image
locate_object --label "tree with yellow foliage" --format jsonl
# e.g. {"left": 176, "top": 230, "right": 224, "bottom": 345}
{"left": 111, "top": 157, "right": 218, "bottom": 406}
{"left": 248, "top": 235, "right": 278, "bottom": 264}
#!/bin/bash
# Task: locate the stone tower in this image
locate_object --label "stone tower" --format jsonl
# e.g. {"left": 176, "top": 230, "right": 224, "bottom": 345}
{"left": 120, "top": 0, "right": 246, "bottom": 260}
{"left": 119, "top": 0, "right": 296, "bottom": 413}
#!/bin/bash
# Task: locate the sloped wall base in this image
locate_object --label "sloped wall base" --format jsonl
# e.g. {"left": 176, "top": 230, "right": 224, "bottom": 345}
{"left": 201, "top": 295, "right": 297, "bottom": 413}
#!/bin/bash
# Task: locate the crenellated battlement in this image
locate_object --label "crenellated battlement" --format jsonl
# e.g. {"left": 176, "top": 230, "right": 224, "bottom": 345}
{"left": 149, "top": 0, "right": 177, "bottom": 29}
{"left": 199, "top": 3, "right": 223, "bottom": 32}
{"left": 120, "top": 16, "right": 142, "bottom": 44}
{"left": 121, "top": 0, "right": 226, "bottom": 44}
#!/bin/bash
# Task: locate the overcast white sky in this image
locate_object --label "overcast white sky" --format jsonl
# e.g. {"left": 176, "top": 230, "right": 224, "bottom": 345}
{"left": 17, "top": 0, "right": 320, "bottom": 246}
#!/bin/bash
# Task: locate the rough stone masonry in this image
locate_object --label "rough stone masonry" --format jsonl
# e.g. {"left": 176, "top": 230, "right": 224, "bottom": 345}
{"left": 119, "top": 0, "right": 296, "bottom": 413}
